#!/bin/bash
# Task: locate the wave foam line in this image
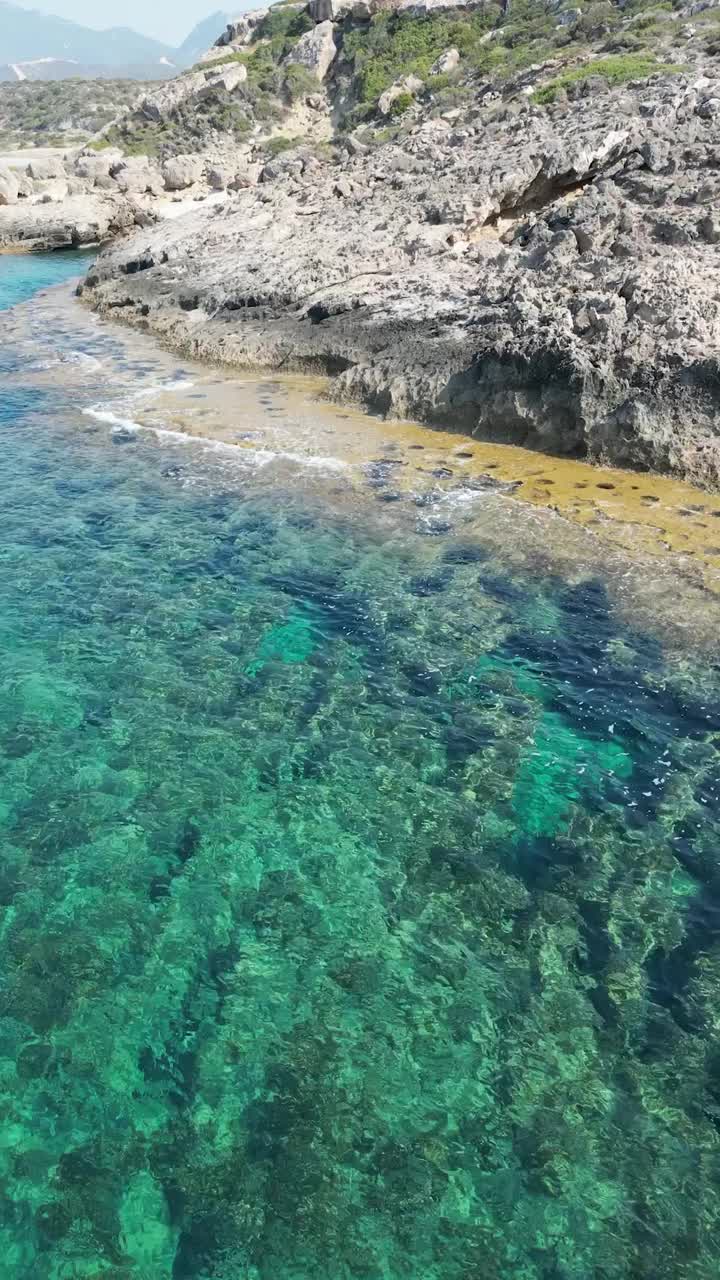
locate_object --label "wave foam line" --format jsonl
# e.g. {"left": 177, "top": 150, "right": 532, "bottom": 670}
{"left": 83, "top": 407, "right": 348, "bottom": 472}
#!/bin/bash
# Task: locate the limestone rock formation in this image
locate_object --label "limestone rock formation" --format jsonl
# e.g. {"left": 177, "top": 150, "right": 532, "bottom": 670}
{"left": 112, "top": 158, "right": 164, "bottom": 195}
{"left": 161, "top": 155, "right": 205, "bottom": 191}
{"left": 4, "top": 0, "right": 719, "bottom": 485}
{"left": 283, "top": 20, "right": 338, "bottom": 81}
{"left": 81, "top": 62, "right": 720, "bottom": 487}
{"left": 0, "top": 190, "right": 147, "bottom": 250}
{"left": 204, "top": 62, "right": 248, "bottom": 93}
{"left": 430, "top": 48, "right": 460, "bottom": 75}
{"left": 137, "top": 71, "right": 212, "bottom": 123}
{"left": 378, "top": 74, "right": 424, "bottom": 114}
{"left": 26, "top": 156, "right": 66, "bottom": 181}
{"left": 0, "top": 166, "right": 19, "bottom": 206}
{"left": 208, "top": 8, "right": 274, "bottom": 53}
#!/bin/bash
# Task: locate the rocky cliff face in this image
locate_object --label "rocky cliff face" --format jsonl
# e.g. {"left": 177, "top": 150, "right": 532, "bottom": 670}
{"left": 59, "top": 0, "right": 720, "bottom": 480}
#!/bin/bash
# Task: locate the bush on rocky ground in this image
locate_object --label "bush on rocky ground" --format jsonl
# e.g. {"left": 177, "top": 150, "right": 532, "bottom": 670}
{"left": 69, "top": 0, "right": 703, "bottom": 157}
{"left": 343, "top": 8, "right": 498, "bottom": 106}
{"left": 0, "top": 79, "right": 158, "bottom": 150}
{"left": 532, "top": 50, "right": 684, "bottom": 102}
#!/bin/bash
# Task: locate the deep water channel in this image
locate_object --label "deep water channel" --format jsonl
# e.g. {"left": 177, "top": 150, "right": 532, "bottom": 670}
{"left": 1, "top": 253, "right": 720, "bottom": 1279}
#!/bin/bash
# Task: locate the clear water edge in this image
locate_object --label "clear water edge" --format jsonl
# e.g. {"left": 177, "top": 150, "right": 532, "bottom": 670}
{"left": 1, "top": 253, "right": 720, "bottom": 1279}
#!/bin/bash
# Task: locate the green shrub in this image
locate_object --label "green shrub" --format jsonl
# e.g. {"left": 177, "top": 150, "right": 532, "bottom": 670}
{"left": 428, "top": 82, "right": 473, "bottom": 112}
{"left": 343, "top": 8, "right": 497, "bottom": 106}
{"left": 338, "top": 0, "right": 574, "bottom": 90}
{"left": 265, "top": 134, "right": 301, "bottom": 155}
{"left": 622, "top": 0, "right": 675, "bottom": 14}
{"left": 501, "top": 0, "right": 556, "bottom": 49}
{"left": 283, "top": 62, "right": 319, "bottom": 101}
{"left": 103, "top": 121, "right": 168, "bottom": 157}
{"left": 370, "top": 124, "right": 399, "bottom": 144}
{"left": 196, "top": 50, "right": 246, "bottom": 69}
{"left": 426, "top": 69, "right": 461, "bottom": 92}
{"left": 601, "top": 30, "right": 649, "bottom": 51}
{"left": 575, "top": 1, "right": 622, "bottom": 37}
{"left": 253, "top": 6, "right": 313, "bottom": 56}
{"left": 388, "top": 91, "right": 414, "bottom": 116}
{"left": 0, "top": 78, "right": 157, "bottom": 147}
{"left": 533, "top": 52, "right": 682, "bottom": 103}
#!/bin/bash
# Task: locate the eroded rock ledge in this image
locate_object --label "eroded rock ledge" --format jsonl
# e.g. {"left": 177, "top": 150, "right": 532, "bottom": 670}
{"left": 80, "top": 67, "right": 720, "bottom": 485}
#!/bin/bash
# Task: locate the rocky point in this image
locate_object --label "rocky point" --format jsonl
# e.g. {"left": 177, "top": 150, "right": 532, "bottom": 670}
{"left": 6, "top": 0, "right": 720, "bottom": 482}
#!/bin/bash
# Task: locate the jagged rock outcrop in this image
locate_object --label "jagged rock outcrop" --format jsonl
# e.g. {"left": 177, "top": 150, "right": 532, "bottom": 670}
{"left": 74, "top": 152, "right": 124, "bottom": 183}
{"left": 0, "top": 0, "right": 712, "bottom": 484}
{"left": 0, "top": 189, "right": 148, "bottom": 250}
{"left": 161, "top": 155, "right": 205, "bottom": 191}
{"left": 111, "top": 157, "right": 164, "bottom": 195}
{"left": 207, "top": 7, "right": 274, "bottom": 53}
{"left": 136, "top": 71, "right": 216, "bottom": 122}
{"left": 378, "top": 74, "right": 424, "bottom": 114}
{"left": 430, "top": 48, "right": 460, "bottom": 75}
{"left": 26, "top": 155, "right": 66, "bottom": 181}
{"left": 0, "top": 166, "right": 18, "bottom": 205}
{"left": 283, "top": 20, "right": 337, "bottom": 81}
{"left": 81, "top": 63, "right": 720, "bottom": 486}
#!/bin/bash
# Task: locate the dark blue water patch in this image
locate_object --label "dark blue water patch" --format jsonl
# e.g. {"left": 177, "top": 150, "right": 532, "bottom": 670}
{"left": 0, "top": 387, "right": 53, "bottom": 427}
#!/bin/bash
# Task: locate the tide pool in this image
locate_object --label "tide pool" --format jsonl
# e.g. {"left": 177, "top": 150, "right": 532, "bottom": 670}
{"left": 0, "top": 254, "right": 720, "bottom": 1280}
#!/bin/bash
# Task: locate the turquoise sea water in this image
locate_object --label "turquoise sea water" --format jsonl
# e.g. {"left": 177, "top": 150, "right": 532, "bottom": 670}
{"left": 2, "top": 254, "right": 720, "bottom": 1279}
{"left": 0, "top": 250, "right": 94, "bottom": 312}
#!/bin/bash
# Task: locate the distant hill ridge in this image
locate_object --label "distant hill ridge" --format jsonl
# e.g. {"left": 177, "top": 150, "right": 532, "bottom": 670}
{"left": 0, "top": 2, "right": 233, "bottom": 80}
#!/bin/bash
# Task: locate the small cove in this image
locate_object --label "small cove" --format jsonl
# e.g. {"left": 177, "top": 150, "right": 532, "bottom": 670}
{"left": 1, "top": 253, "right": 720, "bottom": 1279}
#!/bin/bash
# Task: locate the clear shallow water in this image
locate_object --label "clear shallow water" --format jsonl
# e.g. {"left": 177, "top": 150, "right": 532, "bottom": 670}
{"left": 0, "top": 250, "right": 94, "bottom": 312}
{"left": 2, "top": 256, "right": 720, "bottom": 1280}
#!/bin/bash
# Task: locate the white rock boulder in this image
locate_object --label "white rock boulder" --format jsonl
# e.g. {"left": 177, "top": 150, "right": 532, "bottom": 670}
{"left": 26, "top": 156, "right": 66, "bottom": 181}
{"left": 430, "top": 47, "right": 460, "bottom": 75}
{"left": 0, "top": 166, "right": 19, "bottom": 206}
{"left": 207, "top": 8, "right": 271, "bottom": 54}
{"left": 162, "top": 155, "right": 205, "bottom": 191}
{"left": 207, "top": 165, "right": 233, "bottom": 190}
{"left": 378, "top": 74, "right": 423, "bottom": 115}
{"left": 203, "top": 62, "right": 248, "bottom": 93}
{"left": 308, "top": 0, "right": 354, "bottom": 18}
{"left": 139, "top": 71, "right": 209, "bottom": 123}
{"left": 283, "top": 20, "right": 337, "bottom": 83}
{"left": 228, "top": 162, "right": 262, "bottom": 189}
{"left": 74, "top": 152, "right": 123, "bottom": 183}
{"left": 112, "top": 158, "right": 164, "bottom": 195}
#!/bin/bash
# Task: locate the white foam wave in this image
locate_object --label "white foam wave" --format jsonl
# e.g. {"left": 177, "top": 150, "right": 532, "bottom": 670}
{"left": 245, "top": 447, "right": 348, "bottom": 473}
{"left": 437, "top": 488, "right": 490, "bottom": 508}
{"left": 82, "top": 405, "right": 348, "bottom": 473}
{"left": 132, "top": 379, "right": 196, "bottom": 401}
{"left": 83, "top": 407, "right": 143, "bottom": 432}
{"left": 29, "top": 350, "right": 103, "bottom": 373}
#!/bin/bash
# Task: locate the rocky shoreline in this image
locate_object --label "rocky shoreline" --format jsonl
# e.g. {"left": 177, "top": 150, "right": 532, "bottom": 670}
{"left": 7, "top": 0, "right": 720, "bottom": 483}
{"left": 80, "top": 60, "right": 720, "bottom": 487}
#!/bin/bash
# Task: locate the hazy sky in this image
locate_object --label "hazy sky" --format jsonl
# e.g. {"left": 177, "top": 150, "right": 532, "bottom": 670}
{"left": 11, "top": 0, "right": 247, "bottom": 44}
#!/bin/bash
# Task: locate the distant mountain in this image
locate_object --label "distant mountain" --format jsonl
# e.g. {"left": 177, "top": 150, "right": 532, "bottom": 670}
{"left": 0, "top": 1, "right": 177, "bottom": 73}
{"left": 175, "top": 11, "right": 232, "bottom": 67}
{"left": 0, "top": 3, "right": 241, "bottom": 82}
